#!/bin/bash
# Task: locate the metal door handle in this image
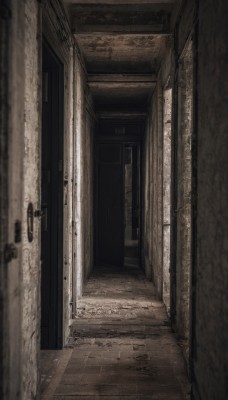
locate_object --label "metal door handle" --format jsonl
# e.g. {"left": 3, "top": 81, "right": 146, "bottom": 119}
{"left": 27, "top": 203, "right": 34, "bottom": 242}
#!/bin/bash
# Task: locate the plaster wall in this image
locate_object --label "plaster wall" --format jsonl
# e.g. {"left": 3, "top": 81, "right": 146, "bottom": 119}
{"left": 74, "top": 57, "right": 85, "bottom": 300}
{"left": 192, "top": 1, "right": 228, "bottom": 398}
{"left": 142, "top": 45, "right": 172, "bottom": 300}
{"left": 142, "top": 113, "right": 151, "bottom": 279}
{"left": 175, "top": 42, "right": 193, "bottom": 341}
{"left": 142, "top": 80, "right": 163, "bottom": 298}
{"left": 84, "top": 109, "right": 94, "bottom": 281}
{"left": 0, "top": 1, "right": 89, "bottom": 397}
{"left": 0, "top": 1, "right": 26, "bottom": 398}
{"left": 73, "top": 52, "right": 95, "bottom": 301}
{"left": 21, "top": 1, "right": 40, "bottom": 398}
{"left": 62, "top": 47, "right": 74, "bottom": 339}
{"left": 22, "top": 0, "right": 76, "bottom": 394}
{"left": 162, "top": 87, "right": 172, "bottom": 312}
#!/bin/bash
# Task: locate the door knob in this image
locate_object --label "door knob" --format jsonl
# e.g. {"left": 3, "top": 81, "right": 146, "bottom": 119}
{"left": 27, "top": 203, "right": 34, "bottom": 242}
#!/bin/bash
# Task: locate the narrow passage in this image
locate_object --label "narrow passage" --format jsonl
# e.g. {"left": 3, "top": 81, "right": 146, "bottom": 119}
{"left": 41, "top": 268, "right": 190, "bottom": 399}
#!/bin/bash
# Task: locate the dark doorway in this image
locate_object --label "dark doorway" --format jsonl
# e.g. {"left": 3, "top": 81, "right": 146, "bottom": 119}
{"left": 41, "top": 40, "right": 64, "bottom": 349}
{"left": 124, "top": 144, "right": 140, "bottom": 268}
{"left": 96, "top": 142, "right": 124, "bottom": 267}
{"left": 95, "top": 120, "right": 142, "bottom": 269}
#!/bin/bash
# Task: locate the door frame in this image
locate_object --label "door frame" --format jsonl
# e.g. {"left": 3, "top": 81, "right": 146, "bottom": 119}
{"left": 41, "top": 38, "right": 64, "bottom": 349}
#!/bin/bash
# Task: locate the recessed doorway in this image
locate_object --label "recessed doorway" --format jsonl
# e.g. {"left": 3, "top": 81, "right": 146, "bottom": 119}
{"left": 124, "top": 144, "right": 140, "bottom": 268}
{"left": 95, "top": 120, "right": 142, "bottom": 270}
{"left": 41, "top": 40, "right": 64, "bottom": 349}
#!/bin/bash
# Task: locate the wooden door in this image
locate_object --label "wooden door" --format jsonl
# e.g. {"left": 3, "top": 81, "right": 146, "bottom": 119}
{"left": 41, "top": 41, "right": 63, "bottom": 349}
{"left": 96, "top": 143, "right": 124, "bottom": 267}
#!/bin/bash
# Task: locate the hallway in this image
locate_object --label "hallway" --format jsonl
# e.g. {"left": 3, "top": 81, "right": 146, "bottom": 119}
{"left": 1, "top": 1, "right": 228, "bottom": 399}
{"left": 41, "top": 268, "right": 190, "bottom": 399}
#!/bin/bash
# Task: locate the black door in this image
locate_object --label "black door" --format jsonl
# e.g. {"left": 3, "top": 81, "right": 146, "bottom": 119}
{"left": 41, "top": 41, "right": 63, "bottom": 349}
{"left": 96, "top": 143, "right": 124, "bottom": 267}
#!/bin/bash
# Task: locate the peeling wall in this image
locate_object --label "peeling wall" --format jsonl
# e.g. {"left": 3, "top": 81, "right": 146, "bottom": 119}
{"left": 21, "top": 0, "right": 95, "bottom": 394}
{"left": 0, "top": 1, "right": 25, "bottom": 398}
{"left": 176, "top": 0, "right": 195, "bottom": 56}
{"left": 74, "top": 56, "right": 84, "bottom": 300}
{"left": 84, "top": 109, "right": 94, "bottom": 281}
{"left": 62, "top": 46, "right": 74, "bottom": 343}
{"left": 1, "top": 0, "right": 92, "bottom": 397}
{"left": 21, "top": 1, "right": 40, "bottom": 398}
{"left": 142, "top": 80, "right": 163, "bottom": 298}
{"left": 192, "top": 1, "right": 228, "bottom": 398}
{"left": 73, "top": 52, "right": 95, "bottom": 302}
{"left": 162, "top": 86, "right": 172, "bottom": 312}
{"left": 142, "top": 46, "right": 172, "bottom": 301}
{"left": 175, "top": 42, "right": 193, "bottom": 341}
{"left": 142, "top": 110, "right": 151, "bottom": 280}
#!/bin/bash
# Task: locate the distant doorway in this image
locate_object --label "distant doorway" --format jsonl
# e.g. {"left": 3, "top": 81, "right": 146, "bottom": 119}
{"left": 124, "top": 144, "right": 140, "bottom": 268}
{"left": 95, "top": 121, "right": 142, "bottom": 269}
{"left": 41, "top": 40, "right": 64, "bottom": 349}
{"left": 96, "top": 142, "right": 125, "bottom": 268}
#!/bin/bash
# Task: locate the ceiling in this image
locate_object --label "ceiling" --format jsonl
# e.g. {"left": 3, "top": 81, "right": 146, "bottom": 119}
{"left": 64, "top": 0, "right": 176, "bottom": 114}
{"left": 76, "top": 34, "right": 165, "bottom": 74}
{"left": 64, "top": 1, "right": 174, "bottom": 4}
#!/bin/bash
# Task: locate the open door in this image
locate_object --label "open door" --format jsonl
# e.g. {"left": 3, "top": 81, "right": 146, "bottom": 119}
{"left": 41, "top": 40, "right": 64, "bottom": 349}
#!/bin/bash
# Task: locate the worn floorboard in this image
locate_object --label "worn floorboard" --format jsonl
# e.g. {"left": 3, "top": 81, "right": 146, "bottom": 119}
{"left": 41, "top": 267, "right": 190, "bottom": 399}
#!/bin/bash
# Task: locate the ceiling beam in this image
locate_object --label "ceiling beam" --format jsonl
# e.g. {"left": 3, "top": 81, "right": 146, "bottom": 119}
{"left": 71, "top": 5, "right": 172, "bottom": 34}
{"left": 97, "top": 111, "right": 147, "bottom": 119}
{"left": 88, "top": 74, "right": 157, "bottom": 83}
{"left": 89, "top": 83, "right": 156, "bottom": 90}
{"left": 88, "top": 82, "right": 155, "bottom": 90}
{"left": 65, "top": 1, "right": 174, "bottom": 4}
{"left": 73, "top": 26, "right": 171, "bottom": 35}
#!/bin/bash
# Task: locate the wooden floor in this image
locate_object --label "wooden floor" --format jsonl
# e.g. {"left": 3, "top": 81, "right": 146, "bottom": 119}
{"left": 40, "top": 267, "right": 190, "bottom": 399}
